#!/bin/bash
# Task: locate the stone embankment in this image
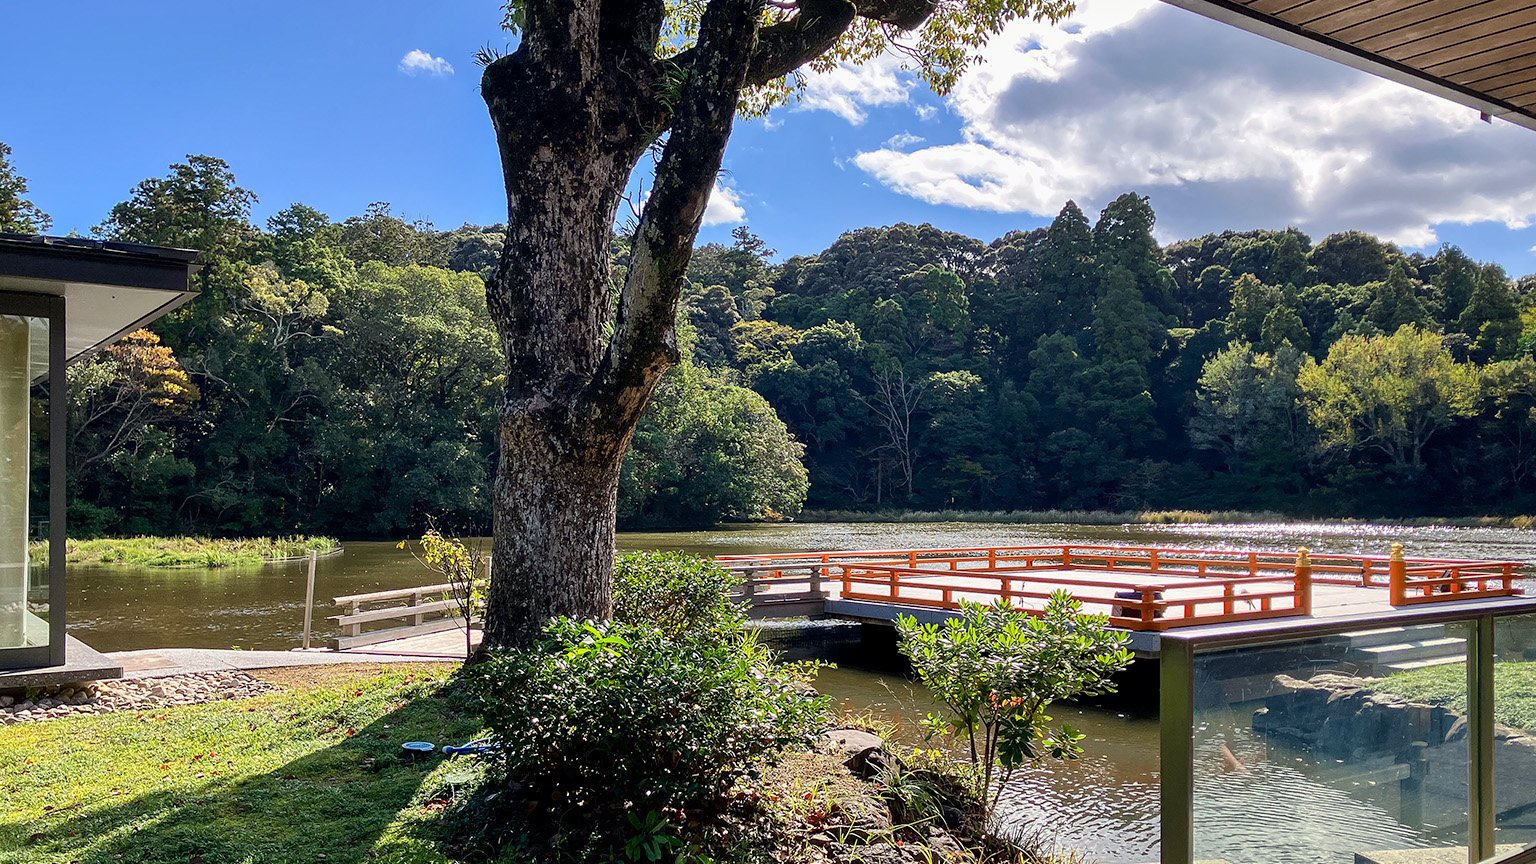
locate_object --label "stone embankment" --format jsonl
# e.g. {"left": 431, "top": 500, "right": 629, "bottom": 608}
{"left": 1253, "top": 673, "right": 1466, "bottom": 757}
{"left": 0, "top": 670, "right": 275, "bottom": 725}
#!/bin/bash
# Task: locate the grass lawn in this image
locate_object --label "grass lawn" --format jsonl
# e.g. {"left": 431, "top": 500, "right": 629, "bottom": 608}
{"left": 33, "top": 535, "right": 341, "bottom": 568}
{"left": 0, "top": 664, "right": 482, "bottom": 864}
{"left": 1375, "top": 660, "right": 1536, "bottom": 730}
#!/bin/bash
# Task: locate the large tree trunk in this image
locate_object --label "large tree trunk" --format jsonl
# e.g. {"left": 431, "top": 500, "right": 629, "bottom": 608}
{"left": 474, "top": 0, "right": 935, "bottom": 649}
{"left": 483, "top": 411, "right": 626, "bottom": 646}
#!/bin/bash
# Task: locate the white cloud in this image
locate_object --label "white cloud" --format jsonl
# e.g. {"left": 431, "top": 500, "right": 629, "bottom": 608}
{"left": 884, "top": 132, "right": 925, "bottom": 149}
{"left": 914, "top": 104, "right": 938, "bottom": 121}
{"left": 840, "top": 0, "right": 1536, "bottom": 246}
{"left": 399, "top": 49, "right": 454, "bottom": 77}
{"left": 799, "top": 55, "right": 912, "bottom": 124}
{"left": 703, "top": 181, "right": 746, "bottom": 226}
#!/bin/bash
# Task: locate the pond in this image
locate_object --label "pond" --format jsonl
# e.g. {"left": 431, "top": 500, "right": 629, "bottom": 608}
{"left": 66, "top": 520, "right": 1536, "bottom": 862}
{"left": 69, "top": 520, "right": 1536, "bottom": 654}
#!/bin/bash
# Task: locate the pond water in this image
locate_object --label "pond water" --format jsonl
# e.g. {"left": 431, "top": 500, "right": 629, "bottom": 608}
{"left": 70, "top": 520, "right": 1536, "bottom": 654}
{"left": 66, "top": 520, "right": 1536, "bottom": 862}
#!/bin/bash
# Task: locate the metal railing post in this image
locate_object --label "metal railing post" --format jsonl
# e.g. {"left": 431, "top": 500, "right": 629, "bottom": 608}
{"left": 1161, "top": 638, "right": 1195, "bottom": 864}
{"left": 1470, "top": 614, "right": 1496, "bottom": 862}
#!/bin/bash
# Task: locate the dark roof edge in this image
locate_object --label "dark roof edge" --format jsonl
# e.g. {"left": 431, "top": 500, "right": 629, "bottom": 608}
{"left": 0, "top": 233, "right": 202, "bottom": 266}
{"left": 1162, "top": 0, "right": 1536, "bottom": 134}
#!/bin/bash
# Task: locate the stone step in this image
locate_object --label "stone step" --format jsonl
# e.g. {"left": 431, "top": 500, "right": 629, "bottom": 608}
{"left": 1357, "top": 636, "right": 1462, "bottom": 661}
{"left": 1341, "top": 624, "right": 1454, "bottom": 650}
{"left": 1379, "top": 654, "right": 1466, "bottom": 674}
{"left": 1353, "top": 637, "right": 1466, "bottom": 665}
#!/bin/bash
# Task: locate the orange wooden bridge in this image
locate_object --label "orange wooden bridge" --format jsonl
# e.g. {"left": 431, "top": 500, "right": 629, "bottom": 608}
{"left": 716, "top": 543, "right": 1529, "bottom": 649}
{"left": 310, "top": 542, "right": 1529, "bottom": 658}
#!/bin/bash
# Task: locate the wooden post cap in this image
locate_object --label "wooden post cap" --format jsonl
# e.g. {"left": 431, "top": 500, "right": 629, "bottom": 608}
{"left": 1296, "top": 547, "right": 1311, "bottom": 567}
{"left": 1390, "top": 542, "right": 1405, "bottom": 562}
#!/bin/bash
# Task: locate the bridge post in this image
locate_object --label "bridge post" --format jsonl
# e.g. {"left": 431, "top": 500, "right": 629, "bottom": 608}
{"left": 1295, "top": 547, "right": 1312, "bottom": 616}
{"left": 1389, "top": 542, "right": 1407, "bottom": 605}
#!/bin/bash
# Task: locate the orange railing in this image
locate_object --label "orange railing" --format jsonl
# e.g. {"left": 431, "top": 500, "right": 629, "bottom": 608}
{"left": 830, "top": 561, "right": 1307, "bottom": 631}
{"left": 715, "top": 543, "right": 1527, "bottom": 631}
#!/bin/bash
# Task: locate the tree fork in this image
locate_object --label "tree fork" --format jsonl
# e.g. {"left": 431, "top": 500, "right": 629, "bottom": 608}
{"left": 477, "top": 0, "right": 953, "bottom": 650}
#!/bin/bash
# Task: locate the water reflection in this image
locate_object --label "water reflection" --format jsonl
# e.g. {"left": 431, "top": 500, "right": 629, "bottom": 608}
{"left": 69, "top": 521, "right": 1536, "bottom": 652}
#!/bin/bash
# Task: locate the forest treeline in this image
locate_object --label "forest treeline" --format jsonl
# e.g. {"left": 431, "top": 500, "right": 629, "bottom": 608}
{"left": 4, "top": 146, "right": 1535, "bottom": 535}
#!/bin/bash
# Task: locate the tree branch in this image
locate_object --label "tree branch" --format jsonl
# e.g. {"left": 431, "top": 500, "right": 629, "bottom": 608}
{"left": 668, "top": 0, "right": 939, "bottom": 89}
{"left": 589, "top": 0, "right": 765, "bottom": 430}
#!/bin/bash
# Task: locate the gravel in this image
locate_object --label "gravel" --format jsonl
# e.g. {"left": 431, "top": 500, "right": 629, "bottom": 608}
{"left": 0, "top": 670, "right": 277, "bottom": 725}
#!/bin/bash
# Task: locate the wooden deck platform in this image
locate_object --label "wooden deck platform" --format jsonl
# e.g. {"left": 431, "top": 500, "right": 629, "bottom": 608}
{"left": 720, "top": 544, "right": 1531, "bottom": 654}
{"left": 316, "top": 544, "right": 1530, "bottom": 659}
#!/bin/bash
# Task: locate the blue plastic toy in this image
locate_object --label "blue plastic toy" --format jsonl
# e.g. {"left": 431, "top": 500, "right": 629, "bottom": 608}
{"left": 442, "top": 739, "right": 496, "bottom": 758}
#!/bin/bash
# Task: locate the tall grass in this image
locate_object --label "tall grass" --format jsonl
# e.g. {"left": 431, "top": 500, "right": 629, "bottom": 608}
{"left": 796, "top": 508, "right": 1288, "bottom": 525}
{"left": 29, "top": 535, "right": 340, "bottom": 569}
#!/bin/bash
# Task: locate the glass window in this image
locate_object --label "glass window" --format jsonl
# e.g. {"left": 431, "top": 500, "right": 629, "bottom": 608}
{"left": 0, "top": 314, "right": 48, "bottom": 651}
{"left": 1192, "top": 625, "right": 1470, "bottom": 864}
{"left": 1495, "top": 614, "right": 1536, "bottom": 853}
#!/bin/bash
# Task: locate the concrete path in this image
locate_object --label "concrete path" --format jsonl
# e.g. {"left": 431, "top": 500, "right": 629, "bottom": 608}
{"left": 107, "top": 647, "right": 459, "bottom": 680}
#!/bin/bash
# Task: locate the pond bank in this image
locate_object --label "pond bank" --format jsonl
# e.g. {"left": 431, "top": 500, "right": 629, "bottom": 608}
{"left": 37, "top": 535, "right": 340, "bottom": 568}
{"left": 793, "top": 510, "right": 1536, "bottom": 528}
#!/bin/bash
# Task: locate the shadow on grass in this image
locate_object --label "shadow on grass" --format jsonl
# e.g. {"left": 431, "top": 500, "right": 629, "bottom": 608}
{"left": 2, "top": 679, "right": 484, "bottom": 864}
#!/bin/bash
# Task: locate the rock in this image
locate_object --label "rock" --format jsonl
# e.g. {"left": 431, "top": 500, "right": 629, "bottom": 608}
{"left": 926, "top": 826, "right": 969, "bottom": 860}
{"left": 819, "top": 728, "right": 887, "bottom": 758}
{"left": 0, "top": 695, "right": 12, "bottom": 708}
{"left": 844, "top": 745, "right": 898, "bottom": 781}
{"left": 1445, "top": 714, "right": 1469, "bottom": 743}
{"left": 828, "top": 842, "right": 917, "bottom": 864}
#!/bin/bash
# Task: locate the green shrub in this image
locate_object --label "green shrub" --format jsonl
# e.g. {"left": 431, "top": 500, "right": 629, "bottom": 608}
{"left": 612, "top": 551, "right": 744, "bottom": 638}
{"left": 472, "top": 616, "right": 828, "bottom": 861}
{"left": 897, "top": 594, "right": 1134, "bottom": 820}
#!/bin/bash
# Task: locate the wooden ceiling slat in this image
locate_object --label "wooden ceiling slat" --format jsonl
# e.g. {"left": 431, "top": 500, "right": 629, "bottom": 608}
{"left": 1274, "top": 0, "right": 1380, "bottom": 25}
{"left": 1465, "top": 64, "right": 1536, "bottom": 92}
{"left": 1253, "top": 0, "right": 1351, "bottom": 17}
{"left": 1491, "top": 78, "right": 1536, "bottom": 101}
{"left": 1400, "top": 23, "right": 1536, "bottom": 71}
{"left": 1184, "top": 0, "right": 1536, "bottom": 127}
{"left": 1244, "top": 0, "right": 1317, "bottom": 15}
{"left": 1373, "top": 6, "right": 1536, "bottom": 59}
{"left": 1303, "top": 0, "right": 1451, "bottom": 38}
{"left": 1326, "top": 0, "right": 1503, "bottom": 45}
{"left": 1423, "top": 35, "right": 1536, "bottom": 77}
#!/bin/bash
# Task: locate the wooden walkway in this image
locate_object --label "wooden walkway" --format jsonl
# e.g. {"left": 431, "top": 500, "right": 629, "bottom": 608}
{"left": 326, "top": 544, "right": 1529, "bottom": 659}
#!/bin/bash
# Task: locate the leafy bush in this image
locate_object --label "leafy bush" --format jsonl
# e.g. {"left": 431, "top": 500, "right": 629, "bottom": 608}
{"left": 897, "top": 594, "right": 1134, "bottom": 820}
{"left": 612, "top": 551, "right": 745, "bottom": 638}
{"left": 472, "top": 613, "right": 827, "bottom": 860}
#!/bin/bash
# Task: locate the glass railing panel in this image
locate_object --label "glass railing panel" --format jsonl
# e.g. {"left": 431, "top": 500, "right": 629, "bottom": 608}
{"left": 1193, "top": 626, "right": 1470, "bottom": 864}
{"left": 1494, "top": 614, "right": 1536, "bottom": 854}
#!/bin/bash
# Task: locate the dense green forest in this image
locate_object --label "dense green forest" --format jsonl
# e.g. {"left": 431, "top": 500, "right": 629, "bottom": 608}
{"left": 4, "top": 146, "right": 1536, "bottom": 535}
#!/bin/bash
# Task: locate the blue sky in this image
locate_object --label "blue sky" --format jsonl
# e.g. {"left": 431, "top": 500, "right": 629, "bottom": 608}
{"left": 4, "top": 1, "right": 1535, "bottom": 276}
